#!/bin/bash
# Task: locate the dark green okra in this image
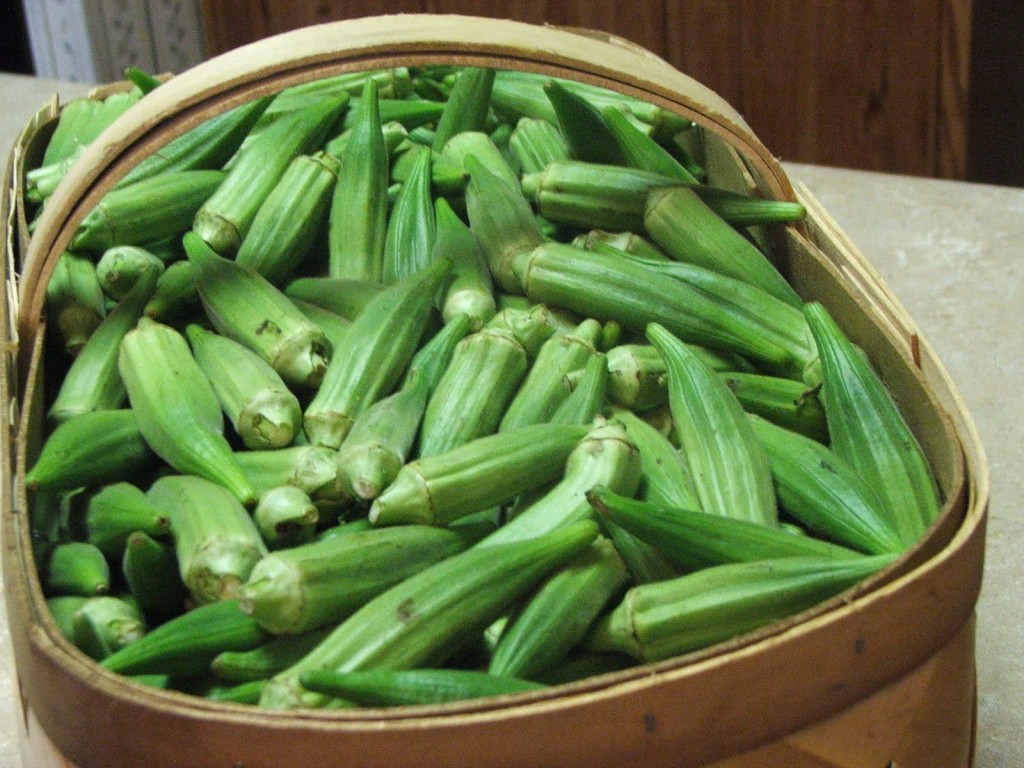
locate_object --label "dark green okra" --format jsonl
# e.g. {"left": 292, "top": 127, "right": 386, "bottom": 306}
{"left": 83, "top": 481, "right": 170, "bottom": 559}
{"left": 432, "top": 197, "right": 496, "bottom": 329}
{"left": 299, "top": 668, "right": 546, "bottom": 707}
{"left": 122, "top": 530, "right": 189, "bottom": 617}
{"left": 382, "top": 145, "right": 436, "bottom": 284}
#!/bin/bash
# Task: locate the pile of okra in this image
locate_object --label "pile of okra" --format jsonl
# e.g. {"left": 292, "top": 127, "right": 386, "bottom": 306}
{"left": 23, "top": 65, "right": 941, "bottom": 710}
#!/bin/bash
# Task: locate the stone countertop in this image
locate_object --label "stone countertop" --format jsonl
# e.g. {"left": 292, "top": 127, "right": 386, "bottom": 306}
{"left": 1, "top": 72, "right": 1020, "bottom": 768}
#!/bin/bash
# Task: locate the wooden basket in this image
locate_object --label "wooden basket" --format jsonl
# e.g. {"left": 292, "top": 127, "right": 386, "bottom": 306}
{"left": 1, "top": 15, "right": 988, "bottom": 768}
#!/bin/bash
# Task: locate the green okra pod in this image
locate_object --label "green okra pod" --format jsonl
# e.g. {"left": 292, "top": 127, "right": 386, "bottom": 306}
{"left": 71, "top": 170, "right": 225, "bottom": 254}
{"left": 648, "top": 322, "right": 778, "bottom": 526}
{"left": 431, "top": 66, "right": 496, "bottom": 151}
{"left": 291, "top": 299, "right": 352, "bottom": 351}
{"left": 803, "top": 302, "right": 940, "bottom": 546}
{"left": 253, "top": 486, "right": 320, "bottom": 550}
{"left": 463, "top": 153, "right": 545, "bottom": 293}
{"left": 336, "top": 371, "right": 429, "bottom": 502}
{"left": 645, "top": 185, "right": 802, "bottom": 307}
{"left": 299, "top": 668, "right": 546, "bottom": 707}
{"left": 390, "top": 142, "right": 469, "bottom": 195}
{"left": 609, "top": 408, "right": 700, "bottom": 512}
{"left": 489, "top": 536, "right": 629, "bottom": 680}
{"left": 722, "top": 371, "right": 828, "bottom": 443}
{"left": 119, "top": 317, "right": 257, "bottom": 506}
{"left": 586, "top": 554, "right": 897, "bottom": 663}
{"left": 122, "top": 530, "right": 189, "bottom": 617}
{"left": 148, "top": 474, "right": 267, "bottom": 605}
{"left": 499, "top": 318, "right": 603, "bottom": 432}
{"left": 441, "top": 130, "right": 520, "bottom": 190}
{"left": 550, "top": 352, "right": 609, "bottom": 427}
{"left": 748, "top": 413, "right": 908, "bottom": 556}
{"left": 508, "top": 116, "right": 570, "bottom": 175}
{"left": 587, "top": 486, "right": 860, "bottom": 573}
{"left": 25, "top": 409, "right": 155, "bottom": 492}
{"left": 304, "top": 258, "right": 452, "bottom": 449}
{"left": 194, "top": 95, "right": 347, "bottom": 256}
{"left": 481, "top": 419, "right": 640, "bottom": 546}
{"left": 283, "top": 277, "right": 386, "bottom": 321}
{"left": 370, "top": 423, "right": 589, "bottom": 527}
{"left": 45, "top": 251, "right": 106, "bottom": 357}
{"left": 260, "top": 519, "right": 600, "bottom": 709}
{"left": 238, "top": 524, "right": 473, "bottom": 636}
{"left": 329, "top": 79, "right": 389, "bottom": 280}
{"left": 401, "top": 312, "right": 474, "bottom": 395}
{"left": 510, "top": 242, "right": 801, "bottom": 378}
{"left": 185, "top": 231, "right": 332, "bottom": 390}
{"left": 233, "top": 446, "right": 345, "bottom": 506}
{"left": 42, "top": 541, "right": 111, "bottom": 597}
{"left": 602, "top": 104, "right": 699, "bottom": 183}
{"left": 235, "top": 150, "right": 340, "bottom": 286}
{"left": 115, "top": 96, "right": 272, "bottom": 188}
{"left": 544, "top": 78, "right": 626, "bottom": 165}
{"left": 432, "top": 197, "right": 496, "bottom": 330}
{"left": 101, "top": 599, "right": 271, "bottom": 677}
{"left": 47, "top": 264, "right": 159, "bottom": 425}
{"left": 142, "top": 260, "right": 198, "bottom": 321}
{"left": 186, "top": 324, "right": 302, "bottom": 450}
{"left": 83, "top": 481, "right": 170, "bottom": 560}
{"left": 382, "top": 144, "right": 436, "bottom": 284}
{"left": 95, "top": 245, "right": 165, "bottom": 302}
{"left": 69, "top": 595, "right": 146, "bottom": 660}
{"left": 212, "top": 628, "right": 334, "bottom": 682}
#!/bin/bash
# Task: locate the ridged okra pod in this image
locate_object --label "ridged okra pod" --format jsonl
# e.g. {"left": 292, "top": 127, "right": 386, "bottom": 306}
{"left": 292, "top": 300, "right": 352, "bottom": 351}
{"left": 722, "top": 371, "right": 828, "bottom": 443}
{"left": 194, "top": 95, "right": 347, "bottom": 255}
{"left": 329, "top": 79, "right": 389, "bottom": 280}
{"left": 68, "top": 595, "right": 146, "bottom": 661}
{"left": 142, "top": 260, "right": 198, "bottom": 322}
{"left": 101, "top": 599, "right": 270, "bottom": 677}
{"left": 238, "top": 524, "right": 473, "bottom": 636}
{"left": 431, "top": 66, "right": 496, "bottom": 150}
{"left": 260, "top": 519, "right": 599, "bottom": 709}
{"left": 550, "top": 352, "right": 609, "bottom": 427}
{"left": 304, "top": 258, "right": 452, "bottom": 449}
{"left": 83, "top": 481, "right": 170, "bottom": 559}
{"left": 382, "top": 145, "right": 436, "bottom": 284}
{"left": 804, "top": 302, "right": 940, "bottom": 545}
{"left": 45, "top": 251, "right": 106, "bottom": 357}
{"left": 510, "top": 242, "right": 799, "bottom": 377}
{"left": 463, "top": 153, "right": 545, "bottom": 293}
{"left": 508, "top": 117, "right": 570, "bottom": 175}
{"left": 185, "top": 231, "right": 331, "bottom": 390}
{"left": 47, "top": 265, "right": 158, "bottom": 424}
{"left": 648, "top": 323, "right": 777, "bottom": 526}
{"left": 586, "top": 554, "right": 896, "bottom": 662}
{"left": 401, "top": 312, "right": 474, "bottom": 395}
{"left": 544, "top": 78, "right": 626, "bottom": 165}
{"left": 481, "top": 419, "right": 640, "bottom": 546}
{"left": 645, "top": 185, "right": 802, "bottom": 307}
{"left": 253, "top": 486, "right": 320, "bottom": 550}
{"left": 122, "top": 531, "right": 189, "bottom": 617}
{"left": 235, "top": 150, "right": 340, "bottom": 285}
{"left": 267, "top": 70, "right": 406, "bottom": 118}
{"left": 748, "top": 414, "right": 906, "bottom": 555}
{"left": 119, "top": 317, "right": 257, "bottom": 505}
{"left": 25, "top": 409, "right": 154, "bottom": 492}
{"left": 212, "top": 628, "right": 333, "bottom": 682}
{"left": 499, "top": 318, "right": 603, "bottom": 432}
{"left": 441, "top": 130, "right": 520, "bottom": 190}
{"left": 42, "top": 542, "right": 111, "bottom": 596}
{"left": 233, "top": 446, "right": 345, "bottom": 508}
{"left": 71, "top": 170, "right": 224, "bottom": 254}
{"left": 95, "top": 245, "right": 165, "bottom": 302}
{"left": 390, "top": 142, "right": 469, "bottom": 195}
{"left": 148, "top": 474, "right": 267, "bottom": 604}
{"left": 432, "top": 197, "right": 495, "bottom": 329}
{"left": 186, "top": 324, "right": 302, "bottom": 450}
{"left": 602, "top": 104, "right": 699, "bottom": 182}
{"left": 114, "top": 96, "right": 272, "bottom": 188}
{"left": 416, "top": 307, "right": 550, "bottom": 458}
{"left": 369, "top": 423, "right": 589, "bottom": 527}
{"left": 587, "top": 486, "right": 860, "bottom": 574}
{"left": 489, "top": 536, "right": 628, "bottom": 680}
{"left": 336, "top": 372, "right": 429, "bottom": 502}
{"left": 299, "top": 668, "right": 545, "bottom": 707}
{"left": 609, "top": 408, "right": 701, "bottom": 512}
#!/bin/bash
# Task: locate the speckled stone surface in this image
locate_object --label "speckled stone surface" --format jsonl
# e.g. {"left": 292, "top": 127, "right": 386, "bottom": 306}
{"left": 1, "top": 73, "right": 1020, "bottom": 767}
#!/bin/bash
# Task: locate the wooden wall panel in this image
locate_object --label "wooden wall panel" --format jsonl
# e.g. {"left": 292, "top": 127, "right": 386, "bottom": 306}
{"left": 199, "top": 0, "right": 971, "bottom": 179}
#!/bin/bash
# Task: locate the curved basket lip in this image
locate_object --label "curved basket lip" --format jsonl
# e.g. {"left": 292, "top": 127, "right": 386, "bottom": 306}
{"left": 17, "top": 13, "right": 794, "bottom": 358}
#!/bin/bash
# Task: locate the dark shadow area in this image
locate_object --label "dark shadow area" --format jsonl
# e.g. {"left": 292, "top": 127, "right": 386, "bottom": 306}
{"left": 1, "top": 1, "right": 34, "bottom": 75}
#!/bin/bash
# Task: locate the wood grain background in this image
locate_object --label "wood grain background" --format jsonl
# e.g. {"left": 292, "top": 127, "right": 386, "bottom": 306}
{"left": 200, "top": 0, "right": 973, "bottom": 180}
